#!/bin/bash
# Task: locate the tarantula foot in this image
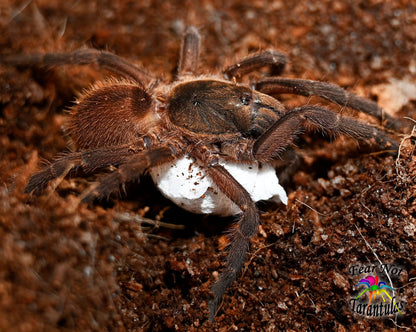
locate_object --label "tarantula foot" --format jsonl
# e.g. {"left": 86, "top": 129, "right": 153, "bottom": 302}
{"left": 208, "top": 268, "right": 238, "bottom": 321}
{"left": 208, "top": 298, "right": 221, "bottom": 322}
{"left": 25, "top": 159, "right": 76, "bottom": 194}
{"left": 25, "top": 171, "right": 49, "bottom": 194}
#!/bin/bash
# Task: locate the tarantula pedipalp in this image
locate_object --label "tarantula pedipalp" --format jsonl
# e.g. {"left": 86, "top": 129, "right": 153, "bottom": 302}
{"left": 1, "top": 26, "right": 399, "bottom": 320}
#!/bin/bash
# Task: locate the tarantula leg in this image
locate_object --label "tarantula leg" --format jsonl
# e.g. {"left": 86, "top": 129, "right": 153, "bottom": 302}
{"left": 205, "top": 164, "right": 259, "bottom": 321}
{"left": 255, "top": 77, "right": 402, "bottom": 130}
{"left": 81, "top": 146, "right": 177, "bottom": 202}
{"left": 0, "top": 49, "right": 154, "bottom": 87}
{"left": 223, "top": 50, "right": 288, "bottom": 81}
{"left": 25, "top": 145, "right": 140, "bottom": 194}
{"left": 253, "top": 105, "right": 399, "bottom": 162}
{"left": 178, "top": 26, "right": 200, "bottom": 76}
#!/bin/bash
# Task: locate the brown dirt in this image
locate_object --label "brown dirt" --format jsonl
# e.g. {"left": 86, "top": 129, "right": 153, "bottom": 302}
{"left": 1, "top": 0, "right": 415, "bottom": 331}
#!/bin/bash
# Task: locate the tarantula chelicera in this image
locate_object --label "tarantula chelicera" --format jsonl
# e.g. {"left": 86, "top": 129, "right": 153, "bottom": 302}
{"left": 2, "top": 26, "right": 399, "bottom": 320}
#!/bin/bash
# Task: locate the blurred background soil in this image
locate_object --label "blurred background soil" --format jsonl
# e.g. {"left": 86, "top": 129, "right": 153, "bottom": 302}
{"left": 0, "top": 0, "right": 415, "bottom": 331}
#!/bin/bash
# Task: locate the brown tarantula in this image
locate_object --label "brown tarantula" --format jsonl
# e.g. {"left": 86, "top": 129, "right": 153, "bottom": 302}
{"left": 1, "top": 26, "right": 400, "bottom": 320}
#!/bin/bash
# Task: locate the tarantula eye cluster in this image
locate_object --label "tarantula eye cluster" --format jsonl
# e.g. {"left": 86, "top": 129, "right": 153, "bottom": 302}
{"left": 1, "top": 26, "right": 400, "bottom": 320}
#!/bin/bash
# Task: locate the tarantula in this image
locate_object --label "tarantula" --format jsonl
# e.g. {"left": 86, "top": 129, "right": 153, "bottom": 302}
{"left": 1, "top": 26, "right": 399, "bottom": 320}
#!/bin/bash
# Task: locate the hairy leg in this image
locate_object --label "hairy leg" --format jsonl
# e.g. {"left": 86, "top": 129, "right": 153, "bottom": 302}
{"left": 80, "top": 146, "right": 177, "bottom": 202}
{"left": 253, "top": 105, "right": 399, "bottom": 163}
{"left": 178, "top": 26, "right": 201, "bottom": 76}
{"left": 223, "top": 50, "right": 288, "bottom": 81}
{"left": 255, "top": 77, "right": 402, "bottom": 130}
{"left": 205, "top": 164, "right": 260, "bottom": 321}
{"left": 0, "top": 49, "right": 154, "bottom": 87}
{"left": 25, "top": 144, "right": 144, "bottom": 193}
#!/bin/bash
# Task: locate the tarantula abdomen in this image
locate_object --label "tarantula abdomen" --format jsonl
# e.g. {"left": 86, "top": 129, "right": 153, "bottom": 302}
{"left": 68, "top": 81, "right": 158, "bottom": 150}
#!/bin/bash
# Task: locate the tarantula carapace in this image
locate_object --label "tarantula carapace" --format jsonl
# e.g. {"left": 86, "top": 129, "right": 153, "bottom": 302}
{"left": 1, "top": 26, "right": 399, "bottom": 320}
